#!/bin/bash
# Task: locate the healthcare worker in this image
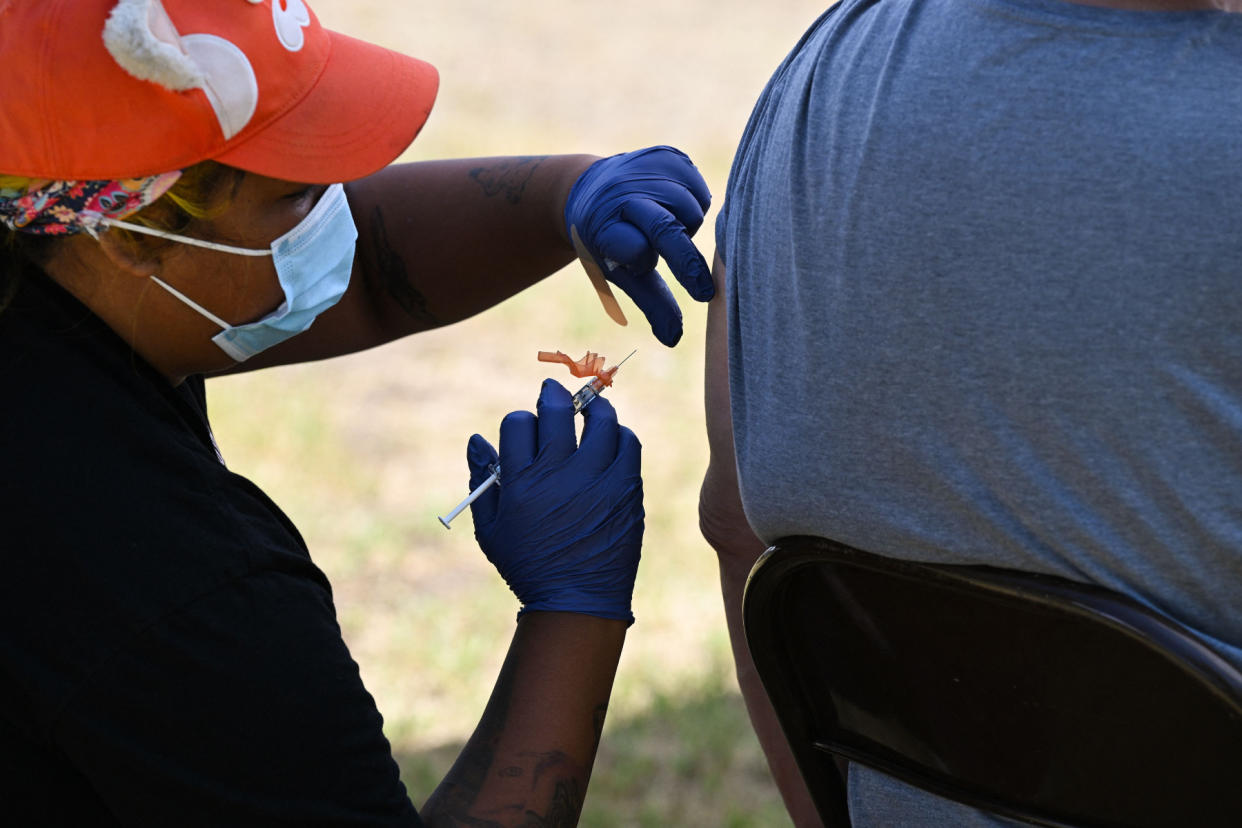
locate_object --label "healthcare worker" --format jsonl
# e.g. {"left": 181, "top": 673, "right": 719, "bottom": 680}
{"left": 0, "top": 1, "right": 713, "bottom": 825}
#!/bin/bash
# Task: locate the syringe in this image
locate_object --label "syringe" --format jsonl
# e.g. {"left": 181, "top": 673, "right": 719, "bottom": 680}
{"left": 438, "top": 350, "right": 635, "bottom": 528}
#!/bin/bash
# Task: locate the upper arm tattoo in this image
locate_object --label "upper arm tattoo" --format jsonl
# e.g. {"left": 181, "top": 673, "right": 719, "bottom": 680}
{"left": 368, "top": 205, "right": 437, "bottom": 324}
{"left": 468, "top": 157, "right": 549, "bottom": 205}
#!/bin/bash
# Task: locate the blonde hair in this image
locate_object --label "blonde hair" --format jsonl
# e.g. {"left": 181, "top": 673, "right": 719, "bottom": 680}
{"left": 0, "top": 175, "right": 35, "bottom": 193}
{"left": 117, "top": 161, "right": 242, "bottom": 237}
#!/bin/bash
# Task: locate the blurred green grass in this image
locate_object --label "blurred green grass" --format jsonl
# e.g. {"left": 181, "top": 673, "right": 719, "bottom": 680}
{"left": 206, "top": 2, "right": 827, "bottom": 823}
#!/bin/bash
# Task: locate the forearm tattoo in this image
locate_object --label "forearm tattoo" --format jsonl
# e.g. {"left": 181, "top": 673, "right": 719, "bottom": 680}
{"left": 423, "top": 661, "right": 599, "bottom": 827}
{"left": 468, "top": 156, "right": 549, "bottom": 205}
{"left": 368, "top": 205, "right": 436, "bottom": 323}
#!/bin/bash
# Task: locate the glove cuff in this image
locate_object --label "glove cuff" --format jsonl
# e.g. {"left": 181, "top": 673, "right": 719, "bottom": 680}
{"left": 563, "top": 154, "right": 609, "bottom": 240}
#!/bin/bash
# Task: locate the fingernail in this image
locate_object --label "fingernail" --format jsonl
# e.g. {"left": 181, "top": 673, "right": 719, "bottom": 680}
{"left": 660, "top": 323, "right": 683, "bottom": 347}
{"left": 539, "top": 378, "right": 561, "bottom": 399}
{"left": 467, "top": 435, "right": 492, "bottom": 464}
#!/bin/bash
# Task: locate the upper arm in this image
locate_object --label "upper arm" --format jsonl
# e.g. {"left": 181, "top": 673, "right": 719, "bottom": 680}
{"left": 699, "top": 252, "right": 762, "bottom": 557}
{"left": 216, "top": 157, "right": 594, "bottom": 375}
{"left": 702, "top": 251, "right": 736, "bottom": 494}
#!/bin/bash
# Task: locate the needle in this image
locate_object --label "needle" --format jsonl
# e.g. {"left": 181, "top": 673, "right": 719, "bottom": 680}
{"left": 438, "top": 350, "right": 636, "bottom": 529}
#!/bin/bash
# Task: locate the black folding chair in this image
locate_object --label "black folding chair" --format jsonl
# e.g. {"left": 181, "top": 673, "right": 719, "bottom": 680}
{"left": 742, "top": 535, "right": 1242, "bottom": 828}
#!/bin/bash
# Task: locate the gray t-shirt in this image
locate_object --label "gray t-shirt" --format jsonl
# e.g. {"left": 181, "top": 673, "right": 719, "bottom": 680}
{"left": 717, "top": 0, "right": 1242, "bottom": 823}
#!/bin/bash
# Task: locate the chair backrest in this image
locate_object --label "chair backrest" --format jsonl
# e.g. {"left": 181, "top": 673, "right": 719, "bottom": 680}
{"left": 742, "top": 535, "right": 1242, "bottom": 828}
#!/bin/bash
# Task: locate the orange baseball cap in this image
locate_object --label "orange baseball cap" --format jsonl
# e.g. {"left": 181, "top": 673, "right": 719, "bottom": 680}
{"left": 0, "top": 0, "right": 439, "bottom": 184}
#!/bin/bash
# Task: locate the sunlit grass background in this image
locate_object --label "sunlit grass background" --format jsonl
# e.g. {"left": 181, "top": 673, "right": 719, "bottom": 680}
{"left": 208, "top": 2, "right": 827, "bottom": 824}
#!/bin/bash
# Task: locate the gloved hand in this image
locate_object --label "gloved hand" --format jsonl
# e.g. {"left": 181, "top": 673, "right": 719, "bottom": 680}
{"left": 564, "top": 145, "right": 714, "bottom": 347}
{"left": 467, "top": 379, "right": 644, "bottom": 624}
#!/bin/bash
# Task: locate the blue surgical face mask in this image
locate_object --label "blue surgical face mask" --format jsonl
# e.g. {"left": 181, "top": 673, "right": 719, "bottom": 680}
{"left": 102, "top": 182, "right": 356, "bottom": 362}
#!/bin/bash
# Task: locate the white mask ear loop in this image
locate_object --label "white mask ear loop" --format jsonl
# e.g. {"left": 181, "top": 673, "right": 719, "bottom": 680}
{"left": 100, "top": 218, "right": 274, "bottom": 257}
{"left": 149, "top": 275, "right": 232, "bottom": 330}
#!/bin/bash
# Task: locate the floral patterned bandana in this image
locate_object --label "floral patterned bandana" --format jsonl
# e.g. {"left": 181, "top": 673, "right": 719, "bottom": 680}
{"left": 0, "top": 172, "right": 182, "bottom": 236}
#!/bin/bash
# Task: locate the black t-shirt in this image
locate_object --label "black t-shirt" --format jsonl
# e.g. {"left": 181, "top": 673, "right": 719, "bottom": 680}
{"left": 0, "top": 272, "right": 422, "bottom": 826}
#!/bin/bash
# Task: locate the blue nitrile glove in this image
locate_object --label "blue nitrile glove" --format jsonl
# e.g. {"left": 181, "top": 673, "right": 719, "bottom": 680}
{"left": 564, "top": 145, "right": 714, "bottom": 347}
{"left": 466, "top": 379, "right": 644, "bottom": 624}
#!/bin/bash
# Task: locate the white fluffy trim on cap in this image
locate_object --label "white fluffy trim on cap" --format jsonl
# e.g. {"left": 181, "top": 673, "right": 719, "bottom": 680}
{"left": 102, "top": 0, "right": 204, "bottom": 91}
{"left": 102, "top": 0, "right": 259, "bottom": 141}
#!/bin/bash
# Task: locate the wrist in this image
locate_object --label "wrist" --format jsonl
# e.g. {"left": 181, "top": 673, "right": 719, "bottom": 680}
{"left": 516, "top": 610, "right": 630, "bottom": 643}
{"left": 519, "top": 605, "right": 635, "bottom": 626}
{"left": 557, "top": 153, "right": 603, "bottom": 247}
